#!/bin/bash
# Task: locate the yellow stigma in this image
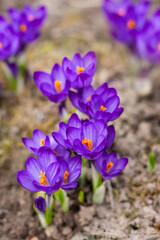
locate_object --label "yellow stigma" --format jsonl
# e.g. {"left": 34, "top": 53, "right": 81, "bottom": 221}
{"left": 107, "top": 162, "right": 113, "bottom": 173}
{"left": 39, "top": 171, "right": 48, "bottom": 186}
{"left": 87, "top": 97, "right": 91, "bottom": 102}
{"left": 40, "top": 139, "right": 45, "bottom": 146}
{"left": 117, "top": 8, "right": 126, "bottom": 16}
{"left": 20, "top": 24, "right": 27, "bottom": 32}
{"left": 82, "top": 138, "right": 93, "bottom": 151}
{"left": 76, "top": 66, "right": 85, "bottom": 74}
{"left": 54, "top": 80, "right": 62, "bottom": 93}
{"left": 100, "top": 105, "right": 107, "bottom": 111}
{"left": 0, "top": 42, "right": 2, "bottom": 50}
{"left": 28, "top": 15, "right": 35, "bottom": 21}
{"left": 64, "top": 171, "right": 69, "bottom": 182}
{"left": 127, "top": 20, "right": 136, "bottom": 30}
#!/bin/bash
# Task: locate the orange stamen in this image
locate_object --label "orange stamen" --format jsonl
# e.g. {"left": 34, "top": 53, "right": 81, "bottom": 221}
{"left": 64, "top": 171, "right": 69, "bottom": 182}
{"left": 117, "top": 8, "right": 126, "bottom": 16}
{"left": 39, "top": 171, "right": 48, "bottom": 186}
{"left": 0, "top": 42, "right": 2, "bottom": 50}
{"left": 82, "top": 138, "right": 93, "bottom": 151}
{"left": 54, "top": 80, "right": 62, "bottom": 93}
{"left": 87, "top": 97, "right": 91, "bottom": 102}
{"left": 28, "top": 15, "right": 35, "bottom": 22}
{"left": 40, "top": 139, "right": 45, "bottom": 146}
{"left": 158, "top": 43, "right": 160, "bottom": 52}
{"left": 107, "top": 162, "right": 113, "bottom": 173}
{"left": 53, "top": 150, "right": 58, "bottom": 156}
{"left": 100, "top": 105, "right": 107, "bottom": 111}
{"left": 76, "top": 66, "right": 85, "bottom": 74}
{"left": 127, "top": 20, "right": 136, "bottom": 30}
{"left": 20, "top": 24, "right": 27, "bottom": 32}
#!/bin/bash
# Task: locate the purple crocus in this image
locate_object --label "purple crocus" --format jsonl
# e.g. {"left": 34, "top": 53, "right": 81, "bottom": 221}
{"left": 60, "top": 155, "right": 82, "bottom": 191}
{"left": 22, "top": 129, "right": 70, "bottom": 161}
{"left": 53, "top": 114, "right": 109, "bottom": 160}
{"left": 34, "top": 64, "right": 70, "bottom": 103}
{"left": 52, "top": 113, "right": 82, "bottom": 150}
{"left": 17, "top": 148, "right": 62, "bottom": 194}
{"left": 136, "top": 10, "right": 160, "bottom": 64}
{"left": 95, "top": 152, "right": 128, "bottom": 180}
{"left": 35, "top": 196, "right": 46, "bottom": 213}
{"left": 102, "top": 0, "right": 151, "bottom": 49}
{"left": 8, "top": 5, "right": 47, "bottom": 47}
{"left": 62, "top": 51, "right": 97, "bottom": 89}
{"left": 69, "top": 83, "right": 123, "bottom": 123}
{"left": 0, "top": 16, "right": 19, "bottom": 61}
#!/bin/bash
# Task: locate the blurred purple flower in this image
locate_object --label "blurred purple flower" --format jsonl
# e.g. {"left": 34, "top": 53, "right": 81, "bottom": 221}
{"left": 62, "top": 51, "right": 97, "bottom": 89}
{"left": 95, "top": 152, "right": 128, "bottom": 180}
{"left": 69, "top": 83, "right": 123, "bottom": 123}
{"left": 136, "top": 10, "right": 160, "bottom": 64}
{"left": 17, "top": 148, "right": 62, "bottom": 194}
{"left": 34, "top": 64, "right": 70, "bottom": 103}
{"left": 8, "top": 5, "right": 47, "bottom": 47}
{"left": 0, "top": 16, "right": 19, "bottom": 61}
{"left": 102, "top": 0, "right": 150, "bottom": 49}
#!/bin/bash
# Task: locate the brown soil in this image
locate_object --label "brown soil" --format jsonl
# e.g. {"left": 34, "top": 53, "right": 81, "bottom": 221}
{"left": 1, "top": 0, "right": 160, "bottom": 239}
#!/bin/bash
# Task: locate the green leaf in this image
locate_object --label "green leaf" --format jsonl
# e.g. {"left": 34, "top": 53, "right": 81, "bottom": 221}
{"left": 148, "top": 153, "right": 156, "bottom": 173}
{"left": 78, "top": 190, "right": 84, "bottom": 204}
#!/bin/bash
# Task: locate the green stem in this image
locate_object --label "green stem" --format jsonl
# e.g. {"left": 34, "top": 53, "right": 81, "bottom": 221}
{"left": 53, "top": 189, "right": 69, "bottom": 212}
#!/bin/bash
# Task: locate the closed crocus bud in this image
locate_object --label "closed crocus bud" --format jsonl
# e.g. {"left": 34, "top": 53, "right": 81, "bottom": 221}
{"left": 35, "top": 197, "right": 46, "bottom": 213}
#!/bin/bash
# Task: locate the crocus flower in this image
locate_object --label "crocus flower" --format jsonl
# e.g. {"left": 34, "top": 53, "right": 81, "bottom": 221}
{"left": 34, "top": 64, "right": 70, "bottom": 103}
{"left": 0, "top": 16, "right": 19, "bottom": 61}
{"left": 8, "top": 5, "right": 47, "bottom": 47}
{"left": 52, "top": 113, "right": 82, "bottom": 150}
{"left": 17, "top": 148, "right": 62, "bottom": 194}
{"left": 22, "top": 129, "right": 70, "bottom": 161}
{"left": 60, "top": 155, "right": 82, "bottom": 191}
{"left": 53, "top": 113, "right": 109, "bottom": 160}
{"left": 95, "top": 152, "right": 128, "bottom": 180}
{"left": 35, "top": 196, "right": 46, "bottom": 213}
{"left": 62, "top": 51, "right": 97, "bottom": 89}
{"left": 136, "top": 10, "right": 160, "bottom": 64}
{"left": 102, "top": 0, "right": 151, "bottom": 49}
{"left": 69, "top": 83, "right": 123, "bottom": 123}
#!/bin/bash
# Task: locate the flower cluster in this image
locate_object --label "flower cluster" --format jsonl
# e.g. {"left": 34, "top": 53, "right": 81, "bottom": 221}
{"left": 18, "top": 51, "right": 128, "bottom": 227}
{"left": 102, "top": 0, "right": 160, "bottom": 64}
{"left": 0, "top": 5, "right": 47, "bottom": 90}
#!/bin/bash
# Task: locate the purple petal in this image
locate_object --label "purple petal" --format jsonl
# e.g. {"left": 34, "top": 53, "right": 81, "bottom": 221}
{"left": 69, "top": 155, "right": 82, "bottom": 172}
{"left": 34, "top": 71, "right": 51, "bottom": 89}
{"left": 17, "top": 170, "right": 39, "bottom": 192}
{"left": 38, "top": 148, "right": 58, "bottom": 172}
{"left": 26, "top": 157, "right": 41, "bottom": 181}
{"left": 46, "top": 162, "right": 60, "bottom": 185}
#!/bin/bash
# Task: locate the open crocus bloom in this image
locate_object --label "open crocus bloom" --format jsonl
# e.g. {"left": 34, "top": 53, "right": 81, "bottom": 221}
{"left": 17, "top": 148, "right": 62, "bottom": 194}
{"left": 59, "top": 155, "right": 82, "bottom": 191}
{"left": 34, "top": 64, "right": 70, "bottom": 103}
{"left": 62, "top": 51, "right": 97, "bottom": 89}
{"left": 22, "top": 129, "right": 71, "bottom": 161}
{"left": 69, "top": 83, "right": 123, "bottom": 123}
{"left": 95, "top": 152, "right": 128, "bottom": 180}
